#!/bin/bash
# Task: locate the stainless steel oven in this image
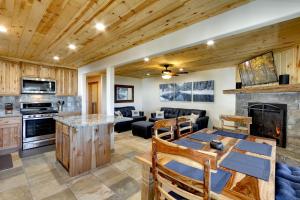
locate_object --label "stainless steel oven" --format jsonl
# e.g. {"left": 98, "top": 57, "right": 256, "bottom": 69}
{"left": 21, "top": 102, "right": 57, "bottom": 150}
{"left": 22, "top": 77, "right": 56, "bottom": 94}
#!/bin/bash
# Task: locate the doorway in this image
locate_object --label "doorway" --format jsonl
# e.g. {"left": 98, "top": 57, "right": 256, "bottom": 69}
{"left": 88, "top": 82, "right": 99, "bottom": 114}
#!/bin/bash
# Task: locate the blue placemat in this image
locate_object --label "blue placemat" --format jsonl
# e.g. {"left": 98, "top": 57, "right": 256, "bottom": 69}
{"left": 165, "top": 160, "right": 231, "bottom": 193}
{"left": 235, "top": 140, "right": 272, "bottom": 156}
{"left": 187, "top": 133, "right": 218, "bottom": 142}
{"left": 213, "top": 130, "right": 248, "bottom": 139}
{"left": 173, "top": 138, "right": 204, "bottom": 150}
{"left": 220, "top": 152, "right": 270, "bottom": 181}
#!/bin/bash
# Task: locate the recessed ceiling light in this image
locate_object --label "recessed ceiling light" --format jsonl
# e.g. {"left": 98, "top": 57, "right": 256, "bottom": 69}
{"left": 95, "top": 23, "right": 106, "bottom": 31}
{"left": 206, "top": 40, "right": 214, "bottom": 46}
{"left": 144, "top": 57, "right": 150, "bottom": 62}
{"left": 179, "top": 68, "right": 183, "bottom": 71}
{"left": 53, "top": 56, "right": 60, "bottom": 61}
{"left": 68, "top": 44, "right": 76, "bottom": 50}
{"left": 146, "top": 73, "right": 150, "bottom": 76}
{"left": 0, "top": 25, "right": 7, "bottom": 33}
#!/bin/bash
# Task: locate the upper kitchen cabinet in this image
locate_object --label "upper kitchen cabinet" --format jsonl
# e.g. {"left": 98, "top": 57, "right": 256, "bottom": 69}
{"left": 39, "top": 66, "right": 56, "bottom": 79}
{"left": 0, "top": 60, "right": 21, "bottom": 96}
{"left": 56, "top": 68, "right": 78, "bottom": 96}
{"left": 21, "top": 63, "right": 56, "bottom": 79}
{"left": 21, "top": 63, "right": 40, "bottom": 77}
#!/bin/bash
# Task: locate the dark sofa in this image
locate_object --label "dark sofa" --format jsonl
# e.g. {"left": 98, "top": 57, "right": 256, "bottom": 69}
{"left": 114, "top": 106, "right": 146, "bottom": 133}
{"left": 149, "top": 107, "right": 209, "bottom": 131}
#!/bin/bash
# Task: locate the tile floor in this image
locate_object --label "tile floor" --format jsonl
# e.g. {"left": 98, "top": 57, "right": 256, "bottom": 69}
{"left": 0, "top": 131, "right": 151, "bottom": 200}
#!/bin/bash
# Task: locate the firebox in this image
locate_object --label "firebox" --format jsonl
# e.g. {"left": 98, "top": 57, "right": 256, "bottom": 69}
{"left": 248, "top": 102, "right": 287, "bottom": 147}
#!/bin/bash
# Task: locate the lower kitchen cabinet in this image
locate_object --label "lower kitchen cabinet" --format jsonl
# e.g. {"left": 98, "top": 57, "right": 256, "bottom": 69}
{"left": 56, "top": 122, "right": 70, "bottom": 170}
{"left": 0, "top": 117, "right": 21, "bottom": 154}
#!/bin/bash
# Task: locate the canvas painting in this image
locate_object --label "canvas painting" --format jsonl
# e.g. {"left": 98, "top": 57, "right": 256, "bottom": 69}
{"left": 238, "top": 52, "right": 278, "bottom": 86}
{"left": 116, "top": 87, "right": 129, "bottom": 100}
{"left": 174, "top": 82, "right": 192, "bottom": 101}
{"left": 193, "top": 81, "right": 214, "bottom": 102}
{"left": 159, "top": 83, "right": 175, "bottom": 101}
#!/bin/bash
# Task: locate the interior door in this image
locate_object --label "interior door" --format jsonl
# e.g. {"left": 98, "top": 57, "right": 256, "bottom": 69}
{"left": 88, "top": 82, "right": 99, "bottom": 114}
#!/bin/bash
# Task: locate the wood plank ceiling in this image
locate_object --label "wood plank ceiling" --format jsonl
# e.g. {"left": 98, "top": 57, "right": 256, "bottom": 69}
{"left": 115, "top": 17, "right": 300, "bottom": 78}
{"left": 0, "top": 0, "right": 249, "bottom": 68}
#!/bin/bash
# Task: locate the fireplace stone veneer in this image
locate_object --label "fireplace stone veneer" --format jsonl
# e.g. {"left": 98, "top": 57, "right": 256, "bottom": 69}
{"left": 236, "top": 93, "right": 300, "bottom": 165}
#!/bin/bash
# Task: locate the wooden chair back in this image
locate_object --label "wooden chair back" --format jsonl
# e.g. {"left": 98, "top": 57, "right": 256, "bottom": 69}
{"left": 220, "top": 115, "right": 252, "bottom": 134}
{"left": 177, "top": 117, "right": 193, "bottom": 137}
{"left": 153, "top": 119, "right": 177, "bottom": 141}
{"left": 152, "top": 137, "right": 217, "bottom": 200}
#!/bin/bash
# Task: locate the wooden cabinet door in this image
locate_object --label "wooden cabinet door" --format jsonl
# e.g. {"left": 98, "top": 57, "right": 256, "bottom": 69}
{"left": 55, "top": 68, "right": 64, "bottom": 96}
{"left": 62, "top": 133, "right": 70, "bottom": 169}
{"left": 0, "top": 60, "right": 21, "bottom": 95}
{"left": 21, "top": 63, "right": 39, "bottom": 77}
{"left": 56, "top": 122, "right": 63, "bottom": 162}
{"left": 71, "top": 70, "right": 78, "bottom": 96}
{"left": 0, "top": 117, "right": 21, "bottom": 152}
{"left": 55, "top": 68, "right": 77, "bottom": 96}
{"left": 64, "top": 69, "right": 71, "bottom": 96}
{"left": 39, "top": 66, "right": 56, "bottom": 79}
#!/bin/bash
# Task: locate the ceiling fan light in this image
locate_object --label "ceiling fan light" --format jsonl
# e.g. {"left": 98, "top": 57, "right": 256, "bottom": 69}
{"left": 162, "top": 74, "right": 172, "bottom": 79}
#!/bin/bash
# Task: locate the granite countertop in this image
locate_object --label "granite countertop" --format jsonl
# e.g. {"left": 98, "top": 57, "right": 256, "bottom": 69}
{"left": 0, "top": 111, "right": 22, "bottom": 118}
{"left": 54, "top": 114, "right": 132, "bottom": 128}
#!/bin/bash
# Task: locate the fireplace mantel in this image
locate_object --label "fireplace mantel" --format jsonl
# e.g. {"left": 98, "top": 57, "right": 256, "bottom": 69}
{"left": 223, "top": 83, "right": 300, "bottom": 94}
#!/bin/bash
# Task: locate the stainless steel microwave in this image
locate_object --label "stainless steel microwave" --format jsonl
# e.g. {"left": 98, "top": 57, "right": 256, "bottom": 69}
{"left": 21, "top": 77, "right": 56, "bottom": 94}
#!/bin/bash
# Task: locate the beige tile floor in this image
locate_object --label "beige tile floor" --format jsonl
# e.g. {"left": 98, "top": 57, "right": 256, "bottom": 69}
{"left": 0, "top": 131, "right": 151, "bottom": 200}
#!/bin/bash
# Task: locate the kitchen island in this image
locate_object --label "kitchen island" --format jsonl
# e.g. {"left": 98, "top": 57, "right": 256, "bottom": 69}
{"left": 54, "top": 114, "right": 131, "bottom": 176}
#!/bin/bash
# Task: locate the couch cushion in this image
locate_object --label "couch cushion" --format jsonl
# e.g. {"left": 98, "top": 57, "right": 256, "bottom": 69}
{"left": 161, "top": 107, "right": 179, "bottom": 119}
{"left": 178, "top": 109, "right": 206, "bottom": 117}
{"left": 115, "top": 106, "right": 135, "bottom": 117}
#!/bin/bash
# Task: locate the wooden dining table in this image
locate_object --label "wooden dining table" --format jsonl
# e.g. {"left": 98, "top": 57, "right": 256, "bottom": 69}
{"left": 135, "top": 128, "right": 276, "bottom": 200}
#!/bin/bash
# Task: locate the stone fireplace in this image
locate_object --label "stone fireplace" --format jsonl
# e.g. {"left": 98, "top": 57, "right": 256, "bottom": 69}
{"left": 236, "top": 93, "right": 300, "bottom": 165}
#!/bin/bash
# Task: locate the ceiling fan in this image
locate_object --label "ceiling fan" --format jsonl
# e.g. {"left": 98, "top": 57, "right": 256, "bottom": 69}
{"left": 160, "top": 64, "right": 188, "bottom": 79}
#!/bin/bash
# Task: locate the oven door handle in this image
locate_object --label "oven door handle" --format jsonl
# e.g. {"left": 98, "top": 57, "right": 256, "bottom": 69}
{"left": 23, "top": 117, "right": 54, "bottom": 121}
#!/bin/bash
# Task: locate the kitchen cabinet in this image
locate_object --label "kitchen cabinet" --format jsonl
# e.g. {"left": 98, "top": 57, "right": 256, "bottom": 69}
{"left": 39, "top": 66, "right": 56, "bottom": 79}
{"left": 0, "top": 59, "right": 78, "bottom": 96}
{"left": 21, "top": 63, "right": 40, "bottom": 77}
{"left": 0, "top": 117, "right": 21, "bottom": 153}
{"left": 56, "top": 122, "right": 70, "bottom": 170}
{"left": 0, "top": 60, "right": 21, "bottom": 96}
{"left": 56, "top": 68, "right": 78, "bottom": 96}
{"left": 56, "top": 122, "right": 63, "bottom": 162}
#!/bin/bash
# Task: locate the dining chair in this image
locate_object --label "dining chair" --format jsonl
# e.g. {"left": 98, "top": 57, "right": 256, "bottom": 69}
{"left": 152, "top": 137, "right": 217, "bottom": 200}
{"left": 177, "top": 116, "right": 193, "bottom": 138}
{"left": 153, "top": 118, "right": 177, "bottom": 141}
{"left": 218, "top": 115, "right": 252, "bottom": 134}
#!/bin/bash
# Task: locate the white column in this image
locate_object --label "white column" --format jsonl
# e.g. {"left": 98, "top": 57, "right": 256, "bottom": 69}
{"left": 106, "top": 66, "right": 115, "bottom": 150}
{"left": 106, "top": 66, "right": 115, "bottom": 115}
{"left": 78, "top": 72, "right": 87, "bottom": 114}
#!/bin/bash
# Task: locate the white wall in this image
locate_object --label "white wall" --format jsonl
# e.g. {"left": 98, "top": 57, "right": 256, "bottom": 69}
{"left": 100, "top": 75, "right": 143, "bottom": 113}
{"left": 141, "top": 67, "right": 236, "bottom": 128}
{"left": 114, "top": 76, "right": 143, "bottom": 110}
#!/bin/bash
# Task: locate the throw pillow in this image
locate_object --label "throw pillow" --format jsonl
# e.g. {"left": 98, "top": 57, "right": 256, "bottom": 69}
{"left": 155, "top": 111, "right": 164, "bottom": 119}
{"left": 131, "top": 110, "right": 139, "bottom": 117}
{"left": 114, "top": 111, "right": 123, "bottom": 118}
{"left": 189, "top": 113, "right": 199, "bottom": 123}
